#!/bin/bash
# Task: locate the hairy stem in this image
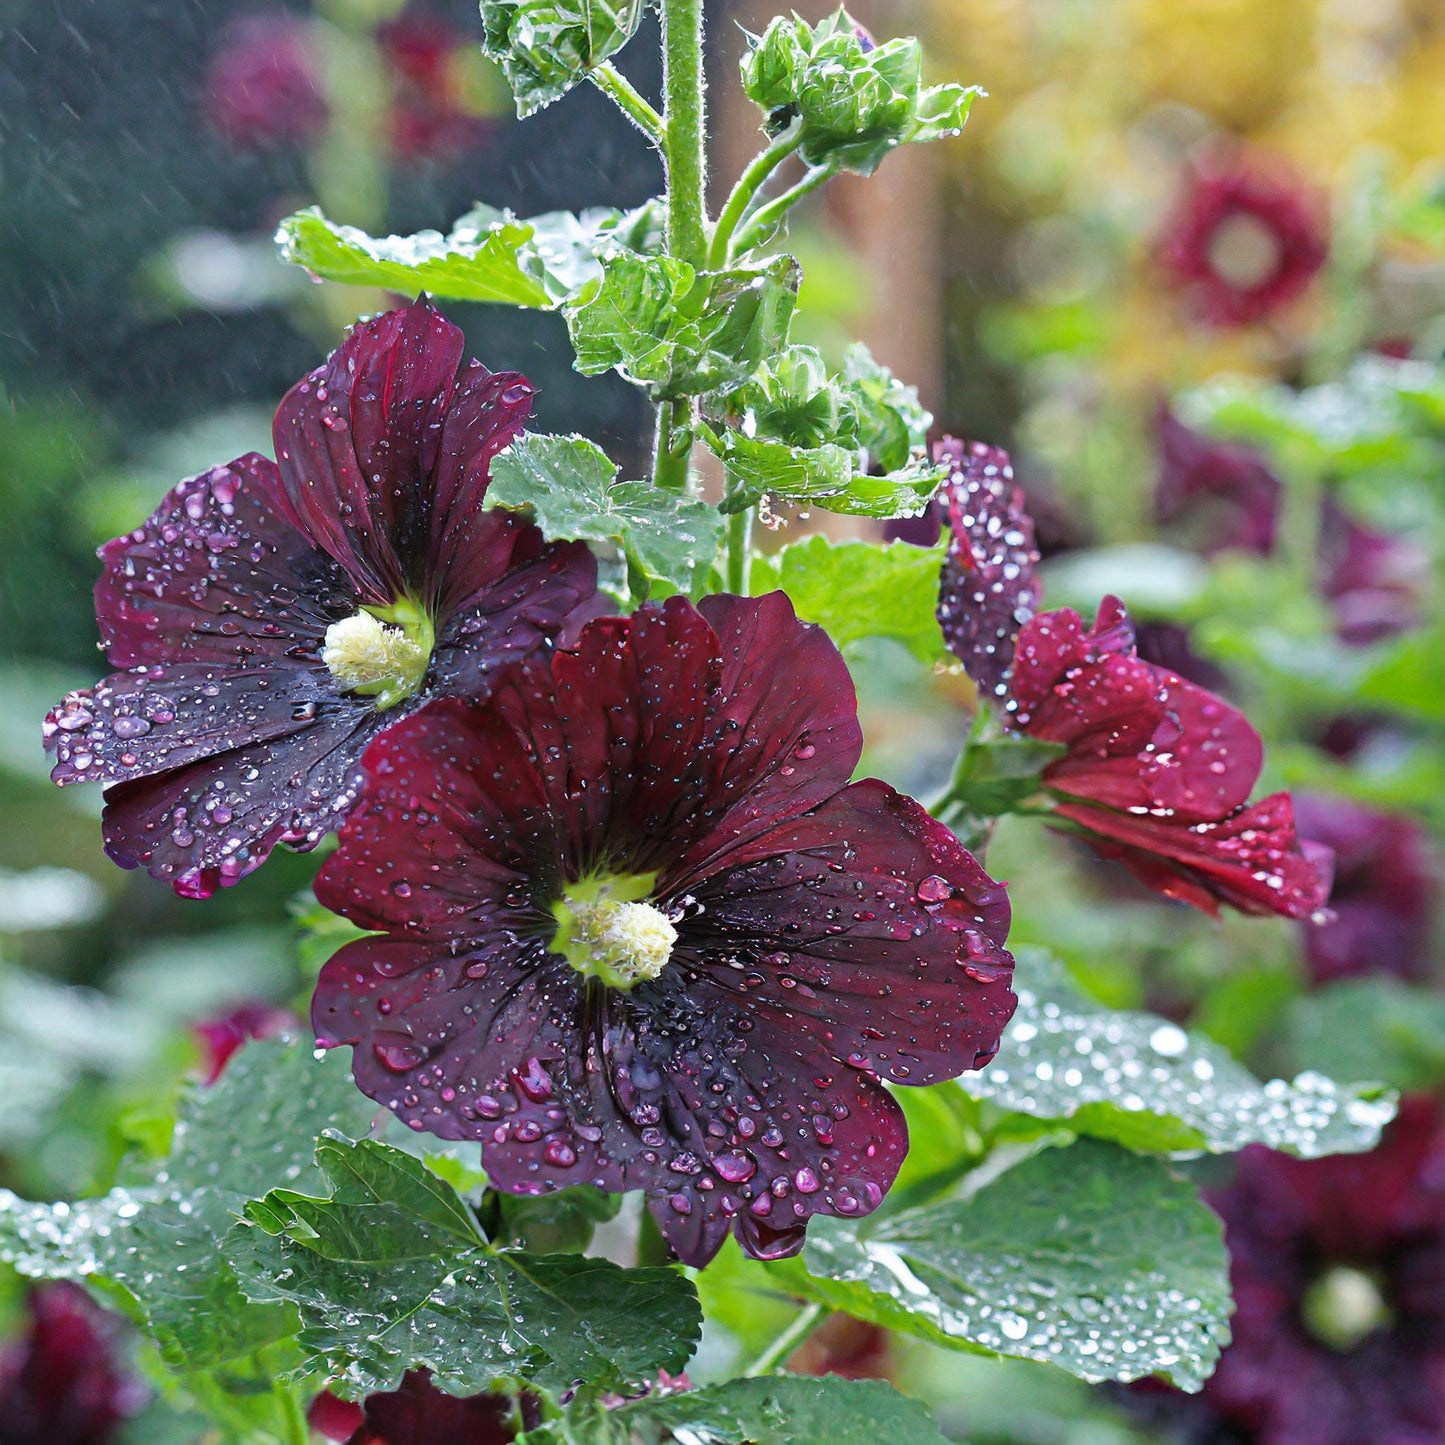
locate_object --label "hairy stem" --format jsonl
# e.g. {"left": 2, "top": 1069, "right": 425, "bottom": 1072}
{"left": 742, "top": 1301, "right": 828, "bottom": 1376}
{"left": 730, "top": 164, "right": 836, "bottom": 256}
{"left": 590, "top": 61, "right": 665, "bottom": 145}
{"left": 726, "top": 507, "right": 754, "bottom": 594}
{"left": 651, "top": 0, "right": 708, "bottom": 495}
{"left": 661, "top": 0, "right": 708, "bottom": 267}
{"left": 709, "top": 129, "right": 803, "bottom": 268}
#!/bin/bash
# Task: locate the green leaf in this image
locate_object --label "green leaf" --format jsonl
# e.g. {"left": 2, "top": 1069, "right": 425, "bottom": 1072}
{"left": 768, "top": 1139, "right": 1231, "bottom": 1390}
{"left": 1281, "top": 977, "right": 1445, "bottom": 1094}
{"left": 565, "top": 252, "right": 800, "bottom": 398}
{"left": 942, "top": 724, "right": 1067, "bottom": 822}
{"left": 0, "top": 1040, "right": 377, "bottom": 1396}
{"left": 229, "top": 1135, "right": 701, "bottom": 1400}
{"left": 741, "top": 10, "right": 981, "bottom": 176}
{"left": 622, "top": 1376, "right": 954, "bottom": 1444}
{"left": 276, "top": 201, "right": 662, "bottom": 306}
{"left": 481, "top": 0, "right": 655, "bottom": 117}
{"left": 711, "top": 431, "right": 944, "bottom": 519}
{"left": 495, "top": 1185, "right": 623, "bottom": 1255}
{"left": 487, "top": 433, "right": 723, "bottom": 593}
{"left": 749, "top": 535, "right": 948, "bottom": 663}
{"left": 715, "top": 346, "right": 860, "bottom": 451}
{"left": 964, "top": 948, "right": 1396, "bottom": 1155}
{"left": 840, "top": 342, "right": 932, "bottom": 472}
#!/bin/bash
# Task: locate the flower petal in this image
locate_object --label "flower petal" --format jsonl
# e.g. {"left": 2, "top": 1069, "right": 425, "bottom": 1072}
{"left": 935, "top": 439, "right": 1041, "bottom": 701}
{"left": 100, "top": 711, "right": 379, "bottom": 897}
{"left": 91, "top": 453, "right": 352, "bottom": 670}
{"left": 684, "top": 778, "right": 1017, "bottom": 1083}
{"left": 1055, "top": 792, "right": 1334, "bottom": 920}
{"left": 272, "top": 299, "right": 465, "bottom": 600}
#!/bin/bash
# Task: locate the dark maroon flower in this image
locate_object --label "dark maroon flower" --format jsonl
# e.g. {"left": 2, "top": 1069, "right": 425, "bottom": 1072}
{"left": 1133, "top": 621, "right": 1232, "bottom": 696}
{"left": 935, "top": 438, "right": 1041, "bottom": 702}
{"left": 1154, "top": 1097, "right": 1445, "bottom": 1445}
{"left": 880, "top": 499, "right": 942, "bottom": 548}
{"left": 1158, "top": 158, "right": 1328, "bottom": 327}
{"left": 44, "top": 299, "right": 599, "bottom": 898}
{"left": 1007, "top": 597, "right": 1332, "bottom": 920}
{"left": 1319, "top": 503, "right": 1425, "bottom": 647}
{"left": 312, "top": 593, "right": 1016, "bottom": 1268}
{"left": 0, "top": 1283, "right": 148, "bottom": 1445}
{"left": 194, "top": 1001, "right": 299, "bottom": 1084}
{"left": 309, "top": 1372, "right": 532, "bottom": 1445}
{"left": 1293, "top": 794, "right": 1436, "bottom": 984}
{"left": 379, "top": 13, "right": 491, "bottom": 162}
{"left": 791, "top": 1317, "right": 893, "bottom": 1381}
{"left": 1154, "top": 406, "right": 1281, "bottom": 556}
{"left": 204, "top": 14, "right": 329, "bottom": 154}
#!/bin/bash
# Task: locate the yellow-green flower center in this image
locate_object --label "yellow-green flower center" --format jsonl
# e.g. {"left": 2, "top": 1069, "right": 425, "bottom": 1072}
{"left": 551, "top": 873, "right": 677, "bottom": 990}
{"left": 1301, "top": 1265, "right": 1392, "bottom": 1353}
{"left": 322, "top": 598, "right": 434, "bottom": 711}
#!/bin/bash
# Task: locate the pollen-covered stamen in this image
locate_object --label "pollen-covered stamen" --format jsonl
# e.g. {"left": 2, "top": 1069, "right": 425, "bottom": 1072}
{"left": 322, "top": 598, "right": 433, "bottom": 711}
{"left": 551, "top": 873, "right": 677, "bottom": 990}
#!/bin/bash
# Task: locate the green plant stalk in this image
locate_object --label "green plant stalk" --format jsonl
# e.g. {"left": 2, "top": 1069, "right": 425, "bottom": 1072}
{"left": 708, "top": 128, "right": 803, "bottom": 268}
{"left": 650, "top": 0, "right": 708, "bottom": 496}
{"left": 726, "top": 506, "right": 753, "bottom": 594}
{"left": 276, "top": 1379, "right": 310, "bottom": 1445}
{"left": 590, "top": 61, "right": 666, "bottom": 145}
{"left": 730, "top": 164, "right": 836, "bottom": 256}
{"left": 742, "top": 1301, "right": 828, "bottom": 1376}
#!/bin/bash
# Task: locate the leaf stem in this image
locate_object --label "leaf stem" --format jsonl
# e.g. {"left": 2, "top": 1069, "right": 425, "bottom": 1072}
{"left": 742, "top": 1301, "right": 827, "bottom": 1376}
{"left": 709, "top": 128, "right": 803, "bottom": 268}
{"left": 276, "top": 1382, "right": 310, "bottom": 1445}
{"left": 726, "top": 507, "right": 753, "bottom": 594}
{"left": 730, "top": 164, "right": 836, "bottom": 256}
{"left": 653, "top": 397, "right": 693, "bottom": 493}
{"left": 590, "top": 61, "right": 665, "bottom": 145}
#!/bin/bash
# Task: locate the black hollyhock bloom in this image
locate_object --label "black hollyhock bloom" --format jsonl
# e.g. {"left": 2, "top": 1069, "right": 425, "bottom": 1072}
{"left": 312, "top": 594, "right": 1016, "bottom": 1268}
{"left": 45, "top": 299, "right": 599, "bottom": 897}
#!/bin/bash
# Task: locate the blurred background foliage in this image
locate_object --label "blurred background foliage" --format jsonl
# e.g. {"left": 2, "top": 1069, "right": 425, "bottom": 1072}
{"left": 0, "top": 0, "right": 1441, "bottom": 1441}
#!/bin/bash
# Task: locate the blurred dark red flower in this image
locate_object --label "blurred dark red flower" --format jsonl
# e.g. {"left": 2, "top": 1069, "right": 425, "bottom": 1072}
{"left": 1319, "top": 503, "right": 1426, "bottom": 647}
{"left": 1158, "top": 158, "right": 1328, "bottom": 327}
{"left": 1293, "top": 794, "right": 1436, "bottom": 984}
{"left": 1132, "top": 621, "right": 1232, "bottom": 696}
{"left": 1154, "top": 406, "right": 1281, "bottom": 556}
{"left": 44, "top": 299, "right": 599, "bottom": 898}
{"left": 790, "top": 1316, "right": 893, "bottom": 1381}
{"left": 204, "top": 14, "right": 329, "bottom": 153}
{"left": 1007, "top": 597, "right": 1332, "bottom": 920}
{"left": 309, "top": 1372, "right": 533, "bottom": 1445}
{"left": 194, "top": 1001, "right": 300, "bottom": 1084}
{"left": 935, "top": 438, "right": 1041, "bottom": 702}
{"left": 0, "top": 1283, "right": 148, "bottom": 1445}
{"left": 1185, "top": 1097, "right": 1445, "bottom": 1445}
{"left": 312, "top": 593, "right": 1016, "bottom": 1268}
{"left": 379, "top": 13, "right": 491, "bottom": 161}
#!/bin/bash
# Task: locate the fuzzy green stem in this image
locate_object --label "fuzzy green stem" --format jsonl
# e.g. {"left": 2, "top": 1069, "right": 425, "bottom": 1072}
{"left": 276, "top": 1382, "right": 310, "bottom": 1445}
{"left": 652, "top": 397, "right": 693, "bottom": 493}
{"left": 590, "top": 61, "right": 665, "bottom": 145}
{"left": 731, "top": 164, "right": 836, "bottom": 256}
{"left": 709, "top": 128, "right": 803, "bottom": 268}
{"left": 743, "top": 1302, "right": 828, "bottom": 1376}
{"left": 726, "top": 507, "right": 753, "bottom": 594}
{"left": 661, "top": 0, "right": 708, "bottom": 267}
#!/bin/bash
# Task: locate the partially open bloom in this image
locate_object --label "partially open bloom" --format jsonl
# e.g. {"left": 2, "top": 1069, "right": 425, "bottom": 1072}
{"left": 313, "top": 594, "right": 1016, "bottom": 1267}
{"left": 204, "top": 14, "right": 329, "bottom": 153}
{"left": 0, "top": 1283, "right": 148, "bottom": 1445}
{"left": 1158, "top": 158, "right": 1328, "bottom": 327}
{"left": 1007, "top": 597, "right": 1332, "bottom": 920}
{"left": 44, "top": 300, "right": 598, "bottom": 897}
{"left": 1154, "top": 406, "right": 1281, "bottom": 556}
{"left": 1138, "top": 1097, "right": 1445, "bottom": 1445}
{"left": 309, "top": 1371, "right": 534, "bottom": 1445}
{"left": 1293, "top": 794, "right": 1436, "bottom": 984}
{"left": 934, "top": 438, "right": 1041, "bottom": 703}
